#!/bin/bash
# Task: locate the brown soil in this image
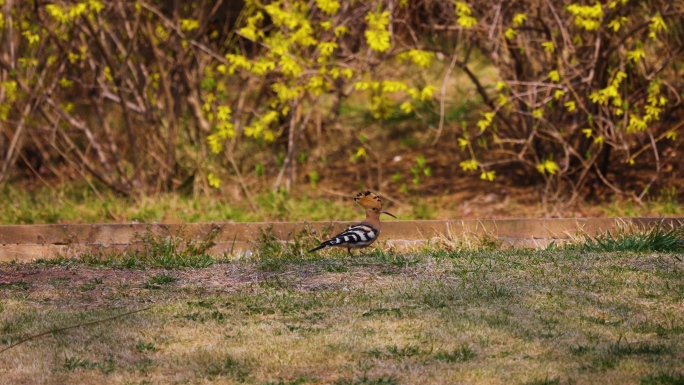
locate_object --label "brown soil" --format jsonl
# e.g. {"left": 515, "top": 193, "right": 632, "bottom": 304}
{"left": 305, "top": 126, "right": 684, "bottom": 219}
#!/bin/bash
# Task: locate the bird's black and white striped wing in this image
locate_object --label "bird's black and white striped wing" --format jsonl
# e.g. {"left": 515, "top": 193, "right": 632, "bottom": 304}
{"left": 331, "top": 224, "right": 379, "bottom": 248}
{"left": 308, "top": 224, "right": 379, "bottom": 252}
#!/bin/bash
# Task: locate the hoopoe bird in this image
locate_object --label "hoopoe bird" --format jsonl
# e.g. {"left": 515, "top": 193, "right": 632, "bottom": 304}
{"left": 308, "top": 191, "right": 396, "bottom": 257}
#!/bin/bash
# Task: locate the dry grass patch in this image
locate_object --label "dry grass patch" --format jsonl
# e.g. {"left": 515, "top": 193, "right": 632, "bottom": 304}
{"left": 1, "top": 246, "right": 683, "bottom": 384}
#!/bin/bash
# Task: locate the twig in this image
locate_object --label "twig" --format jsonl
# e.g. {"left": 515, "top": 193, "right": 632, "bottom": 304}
{"left": 637, "top": 130, "right": 661, "bottom": 201}
{"left": 274, "top": 99, "right": 300, "bottom": 192}
{"left": 142, "top": 18, "right": 178, "bottom": 190}
{"left": 592, "top": 162, "right": 625, "bottom": 197}
{"left": 544, "top": 0, "right": 573, "bottom": 53}
{"left": 81, "top": 17, "right": 140, "bottom": 169}
{"left": 226, "top": 151, "right": 258, "bottom": 211}
{"left": 6, "top": 0, "right": 14, "bottom": 69}
{"left": 274, "top": 97, "right": 320, "bottom": 192}
{"left": 0, "top": 102, "right": 34, "bottom": 185}
{"left": 138, "top": 1, "right": 233, "bottom": 67}
{"left": 49, "top": 136, "right": 108, "bottom": 204}
{"left": 432, "top": 48, "right": 459, "bottom": 145}
{"left": 628, "top": 120, "right": 684, "bottom": 161}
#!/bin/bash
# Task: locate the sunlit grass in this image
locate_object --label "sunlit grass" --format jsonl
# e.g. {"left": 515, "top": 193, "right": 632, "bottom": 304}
{"left": 596, "top": 192, "right": 683, "bottom": 218}
{"left": 2, "top": 181, "right": 682, "bottom": 226}
{"left": 574, "top": 220, "right": 684, "bottom": 253}
{"left": 2, "top": 224, "right": 684, "bottom": 384}
{"left": 2, "top": 246, "right": 683, "bottom": 384}
{"left": 0, "top": 184, "right": 375, "bottom": 225}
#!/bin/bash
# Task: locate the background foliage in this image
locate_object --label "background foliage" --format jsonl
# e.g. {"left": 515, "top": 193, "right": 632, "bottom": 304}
{"left": 0, "top": 0, "right": 682, "bottom": 210}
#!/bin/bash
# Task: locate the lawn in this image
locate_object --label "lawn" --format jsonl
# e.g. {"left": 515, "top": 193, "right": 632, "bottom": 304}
{"left": 1, "top": 238, "right": 683, "bottom": 384}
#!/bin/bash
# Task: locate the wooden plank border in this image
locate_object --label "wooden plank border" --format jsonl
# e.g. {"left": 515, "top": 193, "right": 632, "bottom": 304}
{"left": 0, "top": 218, "right": 682, "bottom": 262}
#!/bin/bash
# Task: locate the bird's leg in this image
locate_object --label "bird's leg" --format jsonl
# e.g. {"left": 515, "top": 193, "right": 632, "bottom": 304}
{"left": 347, "top": 248, "right": 355, "bottom": 258}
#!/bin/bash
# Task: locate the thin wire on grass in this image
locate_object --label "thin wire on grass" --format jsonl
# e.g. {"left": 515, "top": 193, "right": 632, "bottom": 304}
{"left": 0, "top": 306, "right": 152, "bottom": 355}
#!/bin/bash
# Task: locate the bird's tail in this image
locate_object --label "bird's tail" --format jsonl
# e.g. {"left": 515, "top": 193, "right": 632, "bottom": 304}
{"left": 308, "top": 243, "right": 330, "bottom": 253}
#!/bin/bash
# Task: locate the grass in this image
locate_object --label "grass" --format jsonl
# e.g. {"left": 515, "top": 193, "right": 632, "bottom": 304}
{"left": 0, "top": 184, "right": 375, "bottom": 225}
{"left": 433, "top": 344, "right": 477, "bottom": 362}
{"left": 39, "top": 225, "right": 223, "bottom": 270}
{"left": 1, "top": 181, "right": 682, "bottom": 226}
{"left": 641, "top": 372, "right": 684, "bottom": 385}
{"left": 598, "top": 189, "right": 684, "bottom": 218}
{"left": 1, "top": 224, "right": 684, "bottom": 384}
{"left": 578, "top": 221, "right": 684, "bottom": 253}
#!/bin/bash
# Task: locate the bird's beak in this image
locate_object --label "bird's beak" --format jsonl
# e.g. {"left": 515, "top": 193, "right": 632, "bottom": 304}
{"left": 381, "top": 210, "right": 397, "bottom": 219}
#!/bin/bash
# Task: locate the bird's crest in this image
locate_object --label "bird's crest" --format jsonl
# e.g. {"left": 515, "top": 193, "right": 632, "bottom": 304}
{"left": 354, "top": 191, "right": 382, "bottom": 210}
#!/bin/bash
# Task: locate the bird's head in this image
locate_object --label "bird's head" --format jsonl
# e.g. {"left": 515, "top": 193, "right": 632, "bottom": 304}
{"left": 354, "top": 191, "right": 397, "bottom": 218}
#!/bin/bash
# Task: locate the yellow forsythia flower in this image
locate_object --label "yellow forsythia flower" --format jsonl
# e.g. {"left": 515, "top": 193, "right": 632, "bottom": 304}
{"left": 459, "top": 159, "right": 478, "bottom": 172}
{"left": 536, "top": 159, "right": 559, "bottom": 175}
{"left": 513, "top": 13, "right": 527, "bottom": 26}
{"left": 480, "top": 171, "right": 496, "bottom": 181}
{"left": 315, "top": 0, "right": 341, "bottom": 15}
{"left": 548, "top": 70, "right": 560, "bottom": 83}
{"left": 207, "top": 173, "right": 221, "bottom": 188}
